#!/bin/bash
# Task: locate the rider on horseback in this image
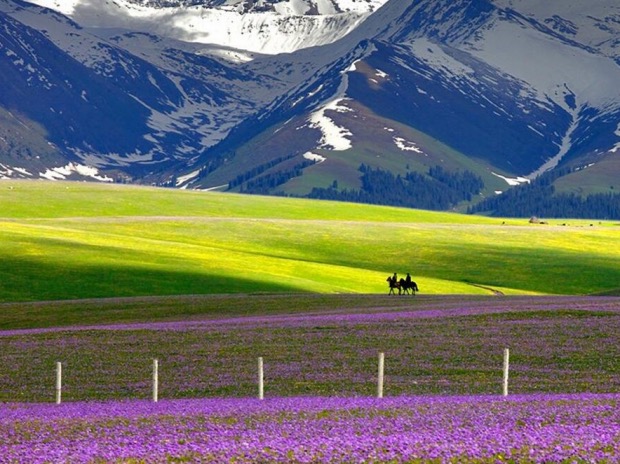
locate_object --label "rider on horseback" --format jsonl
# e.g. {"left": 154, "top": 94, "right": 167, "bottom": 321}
{"left": 387, "top": 272, "right": 418, "bottom": 295}
{"left": 387, "top": 273, "right": 399, "bottom": 295}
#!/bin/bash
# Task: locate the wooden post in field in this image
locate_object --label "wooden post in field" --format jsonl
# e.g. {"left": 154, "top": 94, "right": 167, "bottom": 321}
{"left": 55, "top": 362, "right": 62, "bottom": 405}
{"left": 258, "top": 357, "right": 264, "bottom": 400}
{"left": 152, "top": 359, "right": 159, "bottom": 403}
{"left": 503, "top": 348, "right": 510, "bottom": 397}
{"left": 377, "top": 352, "right": 385, "bottom": 399}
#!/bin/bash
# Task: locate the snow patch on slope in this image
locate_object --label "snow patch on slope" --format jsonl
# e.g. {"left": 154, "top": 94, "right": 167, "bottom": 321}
{"left": 527, "top": 109, "right": 580, "bottom": 179}
{"left": 308, "top": 98, "right": 353, "bottom": 150}
{"left": 72, "top": 148, "right": 157, "bottom": 168}
{"left": 175, "top": 168, "right": 202, "bottom": 186}
{"left": 39, "top": 163, "right": 114, "bottom": 181}
{"left": 0, "top": 158, "right": 114, "bottom": 182}
{"left": 0, "top": 164, "right": 33, "bottom": 179}
{"left": 393, "top": 137, "right": 424, "bottom": 155}
{"left": 492, "top": 172, "right": 530, "bottom": 186}
{"left": 303, "top": 152, "right": 326, "bottom": 163}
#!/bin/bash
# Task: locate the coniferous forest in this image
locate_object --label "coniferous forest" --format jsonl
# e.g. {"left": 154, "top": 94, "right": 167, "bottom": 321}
{"left": 468, "top": 168, "right": 620, "bottom": 220}
{"left": 307, "top": 165, "right": 484, "bottom": 211}
{"left": 229, "top": 160, "right": 620, "bottom": 220}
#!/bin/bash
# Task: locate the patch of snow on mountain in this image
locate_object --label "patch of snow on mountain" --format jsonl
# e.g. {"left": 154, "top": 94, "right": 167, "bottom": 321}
{"left": 0, "top": 164, "right": 33, "bottom": 179}
{"left": 143, "top": 83, "right": 237, "bottom": 150}
{"left": 527, "top": 110, "right": 580, "bottom": 179}
{"left": 39, "top": 163, "right": 114, "bottom": 181}
{"left": 175, "top": 168, "right": 201, "bottom": 186}
{"left": 23, "top": 0, "right": 80, "bottom": 16}
{"left": 72, "top": 148, "right": 156, "bottom": 168}
{"left": 308, "top": 98, "right": 353, "bottom": 150}
{"left": 333, "top": 0, "right": 384, "bottom": 14}
{"left": 492, "top": 172, "right": 530, "bottom": 186}
{"left": 393, "top": 137, "right": 424, "bottom": 155}
{"left": 375, "top": 69, "right": 388, "bottom": 78}
{"left": 265, "top": 0, "right": 385, "bottom": 15}
{"left": 303, "top": 152, "right": 326, "bottom": 163}
{"left": 199, "top": 47, "right": 255, "bottom": 63}
{"left": 272, "top": 0, "right": 312, "bottom": 16}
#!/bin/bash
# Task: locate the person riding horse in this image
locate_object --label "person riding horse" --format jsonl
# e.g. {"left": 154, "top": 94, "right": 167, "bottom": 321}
{"left": 387, "top": 273, "right": 419, "bottom": 295}
{"left": 400, "top": 277, "right": 419, "bottom": 295}
{"left": 387, "top": 273, "right": 400, "bottom": 295}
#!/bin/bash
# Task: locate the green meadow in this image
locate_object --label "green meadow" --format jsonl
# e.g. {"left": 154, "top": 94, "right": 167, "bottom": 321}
{"left": 1, "top": 179, "right": 620, "bottom": 303}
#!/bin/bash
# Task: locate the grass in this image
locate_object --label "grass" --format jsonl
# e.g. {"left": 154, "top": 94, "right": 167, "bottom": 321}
{"left": 2, "top": 181, "right": 619, "bottom": 462}
{"left": 1, "top": 294, "right": 619, "bottom": 402}
{"left": 1, "top": 180, "right": 620, "bottom": 301}
{"left": 0, "top": 293, "right": 418, "bottom": 330}
{"left": 554, "top": 155, "right": 620, "bottom": 195}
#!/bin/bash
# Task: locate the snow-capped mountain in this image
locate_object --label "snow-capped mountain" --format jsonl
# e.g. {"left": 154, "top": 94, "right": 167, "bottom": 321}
{"left": 1, "top": 0, "right": 619, "bottom": 214}
{"left": 26, "top": 0, "right": 385, "bottom": 54}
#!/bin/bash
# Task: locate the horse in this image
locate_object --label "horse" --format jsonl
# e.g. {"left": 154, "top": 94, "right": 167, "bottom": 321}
{"left": 400, "top": 278, "right": 419, "bottom": 295}
{"left": 387, "top": 276, "right": 401, "bottom": 295}
{"left": 387, "top": 276, "right": 419, "bottom": 295}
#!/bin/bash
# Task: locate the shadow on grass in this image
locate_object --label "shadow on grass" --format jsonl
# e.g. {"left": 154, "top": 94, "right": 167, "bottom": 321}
{"left": 0, "top": 255, "right": 300, "bottom": 304}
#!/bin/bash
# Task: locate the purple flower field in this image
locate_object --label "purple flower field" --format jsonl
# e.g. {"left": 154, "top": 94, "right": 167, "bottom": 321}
{"left": 2, "top": 394, "right": 620, "bottom": 463}
{"left": 2, "top": 295, "right": 620, "bottom": 462}
{"left": 3, "top": 296, "right": 620, "bottom": 401}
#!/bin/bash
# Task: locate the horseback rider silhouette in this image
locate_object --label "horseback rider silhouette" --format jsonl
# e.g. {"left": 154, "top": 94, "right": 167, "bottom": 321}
{"left": 387, "top": 273, "right": 400, "bottom": 295}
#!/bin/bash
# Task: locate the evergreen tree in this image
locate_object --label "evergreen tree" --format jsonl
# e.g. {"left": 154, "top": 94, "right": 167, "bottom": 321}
{"left": 308, "top": 165, "right": 484, "bottom": 211}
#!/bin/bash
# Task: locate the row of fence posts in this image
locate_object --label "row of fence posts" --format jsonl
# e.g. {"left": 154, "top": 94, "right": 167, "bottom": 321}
{"left": 53, "top": 349, "right": 511, "bottom": 404}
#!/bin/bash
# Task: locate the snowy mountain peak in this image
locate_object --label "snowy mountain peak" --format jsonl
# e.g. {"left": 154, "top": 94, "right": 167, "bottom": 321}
{"left": 26, "top": 0, "right": 387, "bottom": 54}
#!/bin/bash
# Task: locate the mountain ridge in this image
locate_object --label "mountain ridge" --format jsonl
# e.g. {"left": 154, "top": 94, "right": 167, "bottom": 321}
{"left": 1, "top": 0, "right": 620, "bottom": 217}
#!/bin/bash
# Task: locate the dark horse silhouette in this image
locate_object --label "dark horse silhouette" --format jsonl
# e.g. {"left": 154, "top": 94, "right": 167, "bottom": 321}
{"left": 387, "top": 276, "right": 419, "bottom": 295}
{"left": 387, "top": 276, "right": 401, "bottom": 295}
{"left": 400, "top": 278, "right": 419, "bottom": 295}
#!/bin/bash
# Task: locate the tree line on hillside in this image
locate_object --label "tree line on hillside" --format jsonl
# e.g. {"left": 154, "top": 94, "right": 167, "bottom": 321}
{"left": 234, "top": 158, "right": 317, "bottom": 194}
{"left": 227, "top": 154, "right": 299, "bottom": 190}
{"left": 307, "top": 164, "right": 484, "bottom": 210}
{"left": 468, "top": 167, "right": 620, "bottom": 219}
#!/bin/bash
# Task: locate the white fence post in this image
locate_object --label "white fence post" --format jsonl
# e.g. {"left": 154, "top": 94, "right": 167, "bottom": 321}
{"left": 503, "top": 348, "right": 510, "bottom": 397}
{"left": 258, "top": 357, "right": 264, "bottom": 400}
{"left": 55, "top": 362, "right": 62, "bottom": 405}
{"left": 152, "top": 359, "right": 159, "bottom": 403}
{"left": 377, "top": 352, "right": 385, "bottom": 399}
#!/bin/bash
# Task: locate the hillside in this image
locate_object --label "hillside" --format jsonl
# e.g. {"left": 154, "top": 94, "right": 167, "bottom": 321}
{"left": 1, "top": 0, "right": 620, "bottom": 217}
{"left": 1, "top": 181, "right": 620, "bottom": 302}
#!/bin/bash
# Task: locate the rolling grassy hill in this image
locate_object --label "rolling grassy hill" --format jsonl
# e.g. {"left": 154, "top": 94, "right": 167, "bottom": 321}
{"left": 1, "top": 179, "right": 620, "bottom": 302}
{"left": 2, "top": 181, "right": 619, "bottom": 462}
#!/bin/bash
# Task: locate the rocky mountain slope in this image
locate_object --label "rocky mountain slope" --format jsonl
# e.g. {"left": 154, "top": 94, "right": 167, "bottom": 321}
{"left": 1, "top": 0, "right": 619, "bottom": 216}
